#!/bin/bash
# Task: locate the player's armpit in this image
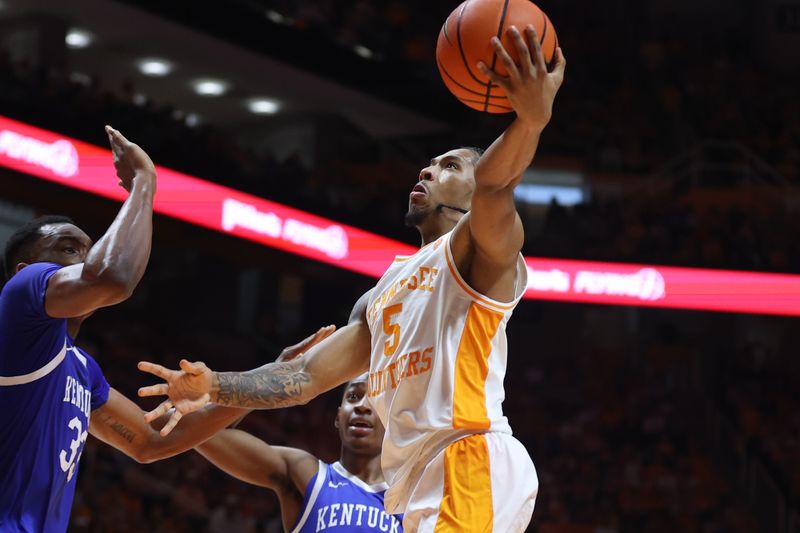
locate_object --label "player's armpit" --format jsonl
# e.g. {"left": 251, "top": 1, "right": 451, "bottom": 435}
{"left": 195, "top": 430, "right": 317, "bottom": 491}
{"left": 89, "top": 388, "right": 248, "bottom": 464}
{"left": 450, "top": 207, "right": 523, "bottom": 303}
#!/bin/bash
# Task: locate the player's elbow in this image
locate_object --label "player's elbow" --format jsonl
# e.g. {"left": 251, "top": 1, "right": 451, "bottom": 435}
{"left": 91, "top": 274, "right": 137, "bottom": 305}
{"left": 82, "top": 264, "right": 140, "bottom": 303}
{"left": 131, "top": 445, "right": 170, "bottom": 464}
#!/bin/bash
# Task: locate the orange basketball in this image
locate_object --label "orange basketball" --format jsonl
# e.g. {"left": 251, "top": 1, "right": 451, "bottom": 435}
{"left": 436, "top": 0, "right": 558, "bottom": 113}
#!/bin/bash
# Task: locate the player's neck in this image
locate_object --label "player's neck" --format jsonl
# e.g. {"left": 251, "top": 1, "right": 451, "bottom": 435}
{"left": 339, "top": 450, "right": 384, "bottom": 486}
{"left": 66, "top": 317, "right": 86, "bottom": 338}
{"left": 417, "top": 215, "right": 457, "bottom": 246}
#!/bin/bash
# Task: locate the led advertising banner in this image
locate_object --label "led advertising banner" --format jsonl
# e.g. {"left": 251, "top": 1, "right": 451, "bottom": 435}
{"left": 1, "top": 115, "right": 798, "bottom": 316}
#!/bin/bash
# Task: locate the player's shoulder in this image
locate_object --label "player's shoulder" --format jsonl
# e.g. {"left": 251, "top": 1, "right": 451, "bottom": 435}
{"left": 2, "top": 262, "right": 62, "bottom": 294}
{"left": 348, "top": 288, "right": 374, "bottom": 324}
{"left": 273, "top": 446, "right": 321, "bottom": 484}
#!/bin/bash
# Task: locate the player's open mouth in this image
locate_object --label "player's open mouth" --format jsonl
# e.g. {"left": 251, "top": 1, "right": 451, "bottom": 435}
{"left": 348, "top": 418, "right": 374, "bottom": 434}
{"left": 410, "top": 183, "right": 427, "bottom": 199}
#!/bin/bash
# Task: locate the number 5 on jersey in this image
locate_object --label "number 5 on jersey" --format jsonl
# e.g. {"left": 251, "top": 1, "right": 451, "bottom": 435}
{"left": 382, "top": 304, "right": 403, "bottom": 356}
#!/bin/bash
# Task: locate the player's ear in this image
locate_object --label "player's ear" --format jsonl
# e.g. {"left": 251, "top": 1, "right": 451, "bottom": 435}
{"left": 15, "top": 262, "right": 29, "bottom": 274}
{"left": 334, "top": 407, "right": 341, "bottom": 429}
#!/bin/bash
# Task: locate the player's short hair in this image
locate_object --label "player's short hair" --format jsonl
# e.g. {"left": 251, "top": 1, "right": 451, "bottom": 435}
{"left": 460, "top": 146, "right": 485, "bottom": 167}
{"left": 3, "top": 215, "right": 75, "bottom": 280}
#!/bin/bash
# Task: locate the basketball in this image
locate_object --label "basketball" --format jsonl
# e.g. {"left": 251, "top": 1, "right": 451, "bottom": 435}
{"left": 436, "top": 0, "right": 558, "bottom": 113}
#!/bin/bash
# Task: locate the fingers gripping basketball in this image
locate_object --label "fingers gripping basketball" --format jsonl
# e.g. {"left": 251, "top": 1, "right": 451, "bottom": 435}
{"left": 436, "top": 0, "right": 558, "bottom": 113}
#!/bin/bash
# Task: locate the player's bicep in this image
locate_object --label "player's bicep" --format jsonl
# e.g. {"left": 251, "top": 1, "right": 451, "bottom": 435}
{"left": 467, "top": 186, "right": 524, "bottom": 262}
{"left": 301, "top": 320, "right": 371, "bottom": 397}
{"left": 45, "top": 264, "right": 130, "bottom": 318}
{"left": 195, "top": 429, "right": 298, "bottom": 489}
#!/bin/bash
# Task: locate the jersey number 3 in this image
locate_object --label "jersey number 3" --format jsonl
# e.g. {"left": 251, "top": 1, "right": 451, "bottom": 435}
{"left": 382, "top": 304, "right": 403, "bottom": 356}
{"left": 59, "top": 416, "right": 88, "bottom": 482}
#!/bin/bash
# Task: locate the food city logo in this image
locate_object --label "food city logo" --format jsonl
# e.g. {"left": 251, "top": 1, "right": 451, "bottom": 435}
{"left": 0, "top": 129, "right": 79, "bottom": 178}
{"left": 221, "top": 198, "right": 349, "bottom": 260}
{"left": 527, "top": 265, "right": 666, "bottom": 301}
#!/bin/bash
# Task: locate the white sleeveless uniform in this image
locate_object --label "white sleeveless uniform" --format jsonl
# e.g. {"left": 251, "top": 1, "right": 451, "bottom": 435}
{"left": 365, "top": 230, "right": 538, "bottom": 532}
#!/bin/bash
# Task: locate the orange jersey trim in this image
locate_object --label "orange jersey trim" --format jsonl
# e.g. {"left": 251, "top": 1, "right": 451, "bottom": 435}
{"left": 443, "top": 239, "right": 516, "bottom": 311}
{"left": 434, "top": 435, "right": 494, "bottom": 532}
{"left": 452, "top": 302, "right": 503, "bottom": 430}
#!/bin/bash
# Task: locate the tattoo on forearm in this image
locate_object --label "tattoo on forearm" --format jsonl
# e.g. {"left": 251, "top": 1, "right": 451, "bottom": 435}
{"left": 110, "top": 421, "right": 136, "bottom": 443}
{"left": 97, "top": 413, "right": 136, "bottom": 443}
{"left": 216, "top": 361, "right": 311, "bottom": 408}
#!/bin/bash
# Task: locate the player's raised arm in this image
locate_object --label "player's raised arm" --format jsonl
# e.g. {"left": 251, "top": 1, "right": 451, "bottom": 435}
{"left": 467, "top": 25, "right": 565, "bottom": 261}
{"left": 43, "top": 127, "right": 157, "bottom": 318}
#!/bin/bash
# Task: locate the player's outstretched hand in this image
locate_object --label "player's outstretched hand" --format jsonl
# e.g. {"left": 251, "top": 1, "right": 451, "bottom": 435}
{"left": 276, "top": 324, "right": 336, "bottom": 363}
{"left": 476, "top": 25, "right": 565, "bottom": 129}
{"left": 137, "top": 359, "right": 214, "bottom": 436}
{"left": 105, "top": 125, "right": 156, "bottom": 192}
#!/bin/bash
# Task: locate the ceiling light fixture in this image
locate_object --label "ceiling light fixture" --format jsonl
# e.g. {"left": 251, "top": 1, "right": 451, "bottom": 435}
{"left": 65, "top": 29, "right": 93, "bottom": 49}
{"left": 192, "top": 79, "right": 229, "bottom": 96}
{"left": 138, "top": 59, "right": 173, "bottom": 77}
{"left": 247, "top": 98, "right": 281, "bottom": 114}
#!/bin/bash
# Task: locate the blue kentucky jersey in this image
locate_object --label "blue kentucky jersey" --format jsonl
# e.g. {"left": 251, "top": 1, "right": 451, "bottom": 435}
{"left": 290, "top": 461, "right": 403, "bottom": 533}
{"left": 0, "top": 263, "right": 109, "bottom": 533}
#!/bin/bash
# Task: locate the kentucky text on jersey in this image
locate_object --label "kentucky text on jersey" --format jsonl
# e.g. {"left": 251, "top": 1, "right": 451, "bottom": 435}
{"left": 63, "top": 374, "right": 92, "bottom": 419}
{"left": 292, "top": 461, "right": 402, "bottom": 533}
{"left": 315, "top": 503, "right": 400, "bottom": 532}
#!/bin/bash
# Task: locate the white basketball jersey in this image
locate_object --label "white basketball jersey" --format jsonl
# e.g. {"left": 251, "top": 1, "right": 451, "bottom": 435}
{"left": 365, "top": 229, "right": 527, "bottom": 513}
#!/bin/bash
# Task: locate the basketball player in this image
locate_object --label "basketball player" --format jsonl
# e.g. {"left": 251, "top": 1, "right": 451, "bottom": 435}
{"left": 140, "top": 25, "right": 565, "bottom": 531}
{"left": 0, "top": 127, "right": 332, "bottom": 532}
{"left": 196, "top": 375, "right": 402, "bottom": 532}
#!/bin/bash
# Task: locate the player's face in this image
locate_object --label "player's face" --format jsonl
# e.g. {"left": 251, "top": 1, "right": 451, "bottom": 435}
{"left": 20, "top": 224, "right": 93, "bottom": 271}
{"left": 335, "top": 380, "right": 384, "bottom": 455}
{"left": 406, "top": 148, "right": 476, "bottom": 226}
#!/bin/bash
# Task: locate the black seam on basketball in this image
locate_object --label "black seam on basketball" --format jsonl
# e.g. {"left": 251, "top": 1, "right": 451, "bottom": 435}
{"left": 483, "top": 0, "right": 510, "bottom": 112}
{"left": 458, "top": 97, "right": 513, "bottom": 110}
{"left": 456, "top": 0, "right": 494, "bottom": 95}
{"left": 442, "top": 16, "right": 452, "bottom": 46}
{"left": 438, "top": 57, "right": 508, "bottom": 97}
{"left": 539, "top": 12, "right": 548, "bottom": 45}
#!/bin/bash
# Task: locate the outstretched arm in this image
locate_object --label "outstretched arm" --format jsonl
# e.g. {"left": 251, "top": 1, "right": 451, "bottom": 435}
{"left": 139, "top": 304, "right": 371, "bottom": 435}
{"left": 93, "top": 325, "right": 337, "bottom": 456}
{"left": 196, "top": 429, "right": 317, "bottom": 491}
{"left": 45, "top": 127, "right": 157, "bottom": 318}
{"left": 89, "top": 387, "right": 248, "bottom": 464}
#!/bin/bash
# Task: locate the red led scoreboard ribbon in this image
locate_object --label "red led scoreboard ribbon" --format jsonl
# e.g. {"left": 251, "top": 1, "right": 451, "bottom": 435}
{"left": 1, "top": 115, "right": 798, "bottom": 316}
